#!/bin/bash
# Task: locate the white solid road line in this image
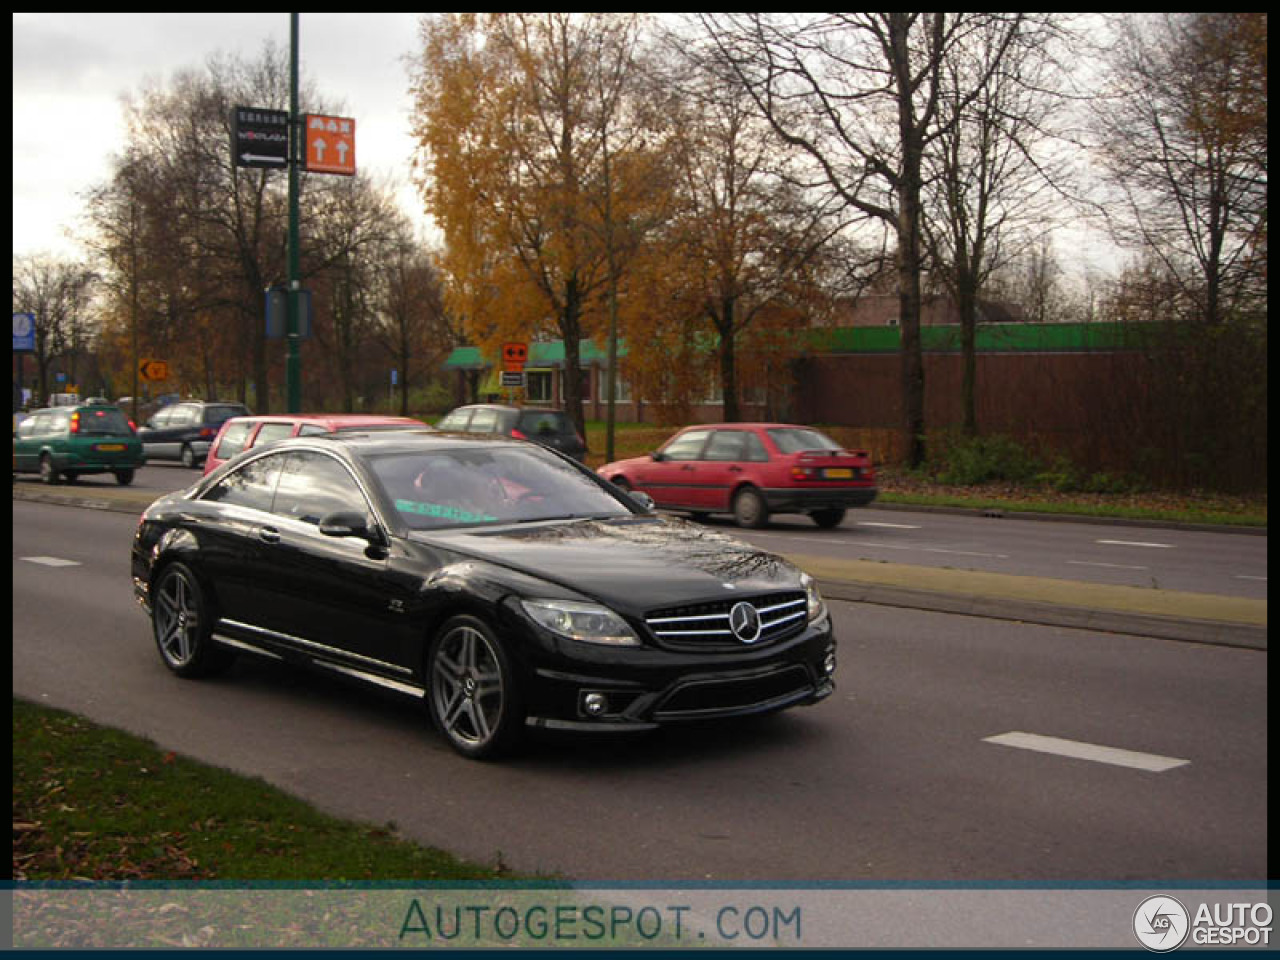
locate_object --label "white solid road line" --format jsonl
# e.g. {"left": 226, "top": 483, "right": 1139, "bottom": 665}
{"left": 1066, "top": 560, "right": 1149, "bottom": 570}
{"left": 983, "top": 731, "right": 1189, "bottom": 773}
{"left": 857, "top": 521, "right": 922, "bottom": 529}
{"left": 1096, "top": 539, "right": 1175, "bottom": 548}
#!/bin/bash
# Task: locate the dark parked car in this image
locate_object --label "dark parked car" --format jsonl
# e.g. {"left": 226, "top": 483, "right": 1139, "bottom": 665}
{"left": 436, "top": 404, "right": 587, "bottom": 462}
{"left": 203, "top": 413, "right": 427, "bottom": 475}
{"left": 598, "top": 423, "right": 878, "bottom": 529}
{"left": 137, "top": 401, "right": 250, "bottom": 468}
{"left": 13, "top": 403, "right": 145, "bottom": 485}
{"left": 132, "top": 431, "right": 835, "bottom": 759}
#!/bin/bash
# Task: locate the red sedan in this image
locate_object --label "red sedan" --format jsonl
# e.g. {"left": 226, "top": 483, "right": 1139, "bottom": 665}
{"left": 598, "top": 423, "right": 877, "bottom": 529}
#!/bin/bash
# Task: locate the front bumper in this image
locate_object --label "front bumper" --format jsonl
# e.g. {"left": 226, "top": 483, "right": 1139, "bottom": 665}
{"left": 508, "top": 604, "right": 837, "bottom": 731}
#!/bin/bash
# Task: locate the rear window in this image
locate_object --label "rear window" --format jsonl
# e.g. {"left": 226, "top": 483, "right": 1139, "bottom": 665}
{"left": 517, "top": 411, "right": 573, "bottom": 436}
{"left": 204, "top": 404, "right": 249, "bottom": 425}
{"left": 76, "top": 407, "right": 133, "bottom": 436}
{"left": 767, "top": 428, "right": 841, "bottom": 454}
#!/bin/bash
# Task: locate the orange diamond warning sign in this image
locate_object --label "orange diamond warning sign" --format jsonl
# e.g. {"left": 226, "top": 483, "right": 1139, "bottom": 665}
{"left": 304, "top": 114, "right": 356, "bottom": 176}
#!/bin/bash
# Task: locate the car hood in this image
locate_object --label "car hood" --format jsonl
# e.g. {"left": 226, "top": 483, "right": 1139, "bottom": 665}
{"left": 414, "top": 516, "right": 802, "bottom": 612}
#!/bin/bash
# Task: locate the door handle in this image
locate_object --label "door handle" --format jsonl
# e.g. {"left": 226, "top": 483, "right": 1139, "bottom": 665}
{"left": 728, "top": 466, "right": 744, "bottom": 473}
{"left": 258, "top": 526, "right": 280, "bottom": 544}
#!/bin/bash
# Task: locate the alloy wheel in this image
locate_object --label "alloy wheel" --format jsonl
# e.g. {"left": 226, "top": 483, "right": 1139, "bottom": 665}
{"left": 429, "top": 619, "right": 514, "bottom": 756}
{"left": 154, "top": 567, "right": 201, "bottom": 668}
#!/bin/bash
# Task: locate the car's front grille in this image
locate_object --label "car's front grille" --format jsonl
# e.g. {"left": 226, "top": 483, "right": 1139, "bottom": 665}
{"left": 644, "top": 592, "right": 807, "bottom": 650}
{"left": 653, "top": 665, "right": 814, "bottom": 718}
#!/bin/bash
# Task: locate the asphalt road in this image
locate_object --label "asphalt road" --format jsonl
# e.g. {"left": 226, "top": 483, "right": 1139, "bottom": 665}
{"left": 13, "top": 499, "right": 1268, "bottom": 882}
{"left": 15, "top": 461, "right": 1269, "bottom": 599}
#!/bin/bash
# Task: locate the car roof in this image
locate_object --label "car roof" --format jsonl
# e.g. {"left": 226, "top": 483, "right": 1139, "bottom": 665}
{"left": 227, "top": 413, "right": 421, "bottom": 428}
{"left": 269, "top": 429, "right": 524, "bottom": 456}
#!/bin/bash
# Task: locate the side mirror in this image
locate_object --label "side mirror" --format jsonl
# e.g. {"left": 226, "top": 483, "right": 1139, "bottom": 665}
{"left": 319, "top": 511, "right": 384, "bottom": 546}
{"left": 649, "top": 451, "right": 665, "bottom": 462}
{"left": 628, "top": 490, "right": 655, "bottom": 512}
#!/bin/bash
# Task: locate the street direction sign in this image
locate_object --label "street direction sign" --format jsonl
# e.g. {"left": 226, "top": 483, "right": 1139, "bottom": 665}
{"left": 502, "top": 342, "right": 528, "bottom": 371}
{"left": 138, "top": 359, "right": 169, "bottom": 383}
{"left": 13, "top": 312, "right": 36, "bottom": 352}
{"left": 304, "top": 114, "right": 356, "bottom": 175}
{"left": 231, "top": 106, "right": 290, "bottom": 169}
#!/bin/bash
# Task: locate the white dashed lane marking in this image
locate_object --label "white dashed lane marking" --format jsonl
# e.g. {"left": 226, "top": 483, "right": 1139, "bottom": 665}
{"left": 21, "top": 556, "right": 81, "bottom": 567}
{"left": 984, "top": 731, "right": 1189, "bottom": 773}
{"left": 1096, "top": 539, "right": 1175, "bottom": 549}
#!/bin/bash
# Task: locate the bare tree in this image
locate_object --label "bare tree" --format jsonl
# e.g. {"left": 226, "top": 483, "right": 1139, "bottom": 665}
{"left": 1092, "top": 12, "right": 1267, "bottom": 327}
{"left": 702, "top": 13, "right": 1027, "bottom": 467}
{"left": 12, "top": 254, "right": 97, "bottom": 404}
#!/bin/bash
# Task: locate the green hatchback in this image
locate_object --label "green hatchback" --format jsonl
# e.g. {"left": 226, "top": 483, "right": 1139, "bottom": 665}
{"left": 13, "top": 404, "right": 146, "bottom": 485}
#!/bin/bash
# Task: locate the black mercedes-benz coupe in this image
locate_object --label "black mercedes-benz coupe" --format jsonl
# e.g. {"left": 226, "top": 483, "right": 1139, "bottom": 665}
{"left": 131, "top": 430, "right": 836, "bottom": 758}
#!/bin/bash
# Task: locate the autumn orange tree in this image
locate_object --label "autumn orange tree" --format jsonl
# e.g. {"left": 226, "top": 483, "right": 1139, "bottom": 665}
{"left": 410, "top": 13, "right": 671, "bottom": 438}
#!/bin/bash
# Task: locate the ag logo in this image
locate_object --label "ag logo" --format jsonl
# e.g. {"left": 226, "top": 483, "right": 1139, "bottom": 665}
{"left": 1133, "top": 895, "right": 1190, "bottom": 952}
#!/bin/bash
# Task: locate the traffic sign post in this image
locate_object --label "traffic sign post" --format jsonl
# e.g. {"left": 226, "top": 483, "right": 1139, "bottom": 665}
{"left": 231, "top": 106, "right": 290, "bottom": 169}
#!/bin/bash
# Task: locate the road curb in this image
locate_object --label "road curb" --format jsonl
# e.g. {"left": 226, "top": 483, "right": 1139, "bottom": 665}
{"left": 16, "top": 484, "right": 1267, "bottom": 650}
{"left": 817, "top": 579, "right": 1267, "bottom": 652}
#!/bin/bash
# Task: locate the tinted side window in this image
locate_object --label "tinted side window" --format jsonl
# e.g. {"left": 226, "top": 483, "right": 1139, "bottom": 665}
{"left": 17, "top": 418, "right": 38, "bottom": 439}
{"left": 744, "top": 432, "right": 770, "bottom": 462}
{"left": 48, "top": 412, "right": 71, "bottom": 434}
{"left": 205, "top": 404, "right": 248, "bottom": 425}
{"left": 661, "top": 429, "right": 711, "bottom": 462}
{"left": 214, "top": 421, "right": 253, "bottom": 459}
{"left": 202, "top": 453, "right": 284, "bottom": 512}
{"left": 518, "top": 411, "right": 570, "bottom": 436}
{"left": 297, "top": 424, "right": 331, "bottom": 437}
{"left": 271, "top": 451, "right": 367, "bottom": 525}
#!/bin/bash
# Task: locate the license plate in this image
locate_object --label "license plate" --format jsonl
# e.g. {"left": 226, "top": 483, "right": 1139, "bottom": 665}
{"left": 95, "top": 444, "right": 125, "bottom": 452}
{"left": 824, "top": 468, "right": 853, "bottom": 479}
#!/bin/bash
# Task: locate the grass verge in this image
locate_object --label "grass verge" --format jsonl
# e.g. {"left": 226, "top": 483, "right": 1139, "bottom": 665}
{"left": 12, "top": 697, "right": 514, "bottom": 883}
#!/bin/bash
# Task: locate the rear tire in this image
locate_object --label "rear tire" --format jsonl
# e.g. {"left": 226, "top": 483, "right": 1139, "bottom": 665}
{"left": 114, "top": 469, "right": 135, "bottom": 486}
{"left": 427, "top": 615, "right": 524, "bottom": 760}
{"left": 732, "top": 487, "right": 769, "bottom": 529}
{"left": 180, "top": 444, "right": 198, "bottom": 469}
{"left": 151, "top": 562, "right": 235, "bottom": 678}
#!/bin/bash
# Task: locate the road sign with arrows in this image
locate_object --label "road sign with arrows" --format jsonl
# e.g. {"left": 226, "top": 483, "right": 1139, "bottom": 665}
{"left": 304, "top": 114, "right": 356, "bottom": 176}
{"left": 231, "top": 106, "right": 290, "bottom": 169}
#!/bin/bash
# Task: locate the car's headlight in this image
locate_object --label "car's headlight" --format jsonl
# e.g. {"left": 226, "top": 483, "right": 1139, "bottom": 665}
{"left": 801, "top": 573, "right": 825, "bottom": 621}
{"left": 521, "top": 599, "right": 640, "bottom": 646}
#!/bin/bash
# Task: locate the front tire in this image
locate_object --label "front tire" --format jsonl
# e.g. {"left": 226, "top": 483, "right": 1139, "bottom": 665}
{"left": 39, "top": 454, "right": 59, "bottom": 485}
{"left": 115, "top": 469, "right": 135, "bottom": 486}
{"left": 427, "top": 615, "right": 523, "bottom": 759}
{"left": 151, "top": 562, "right": 235, "bottom": 678}
{"left": 811, "top": 508, "right": 846, "bottom": 529}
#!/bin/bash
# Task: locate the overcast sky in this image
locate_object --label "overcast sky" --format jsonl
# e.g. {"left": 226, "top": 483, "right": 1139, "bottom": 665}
{"left": 12, "top": 12, "right": 431, "bottom": 262}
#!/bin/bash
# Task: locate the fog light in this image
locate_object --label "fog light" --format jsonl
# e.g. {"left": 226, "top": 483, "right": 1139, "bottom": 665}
{"left": 582, "top": 692, "right": 608, "bottom": 716}
{"left": 823, "top": 652, "right": 837, "bottom": 676}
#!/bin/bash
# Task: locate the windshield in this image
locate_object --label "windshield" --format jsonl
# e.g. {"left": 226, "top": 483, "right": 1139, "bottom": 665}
{"left": 767, "top": 427, "right": 841, "bottom": 454}
{"left": 76, "top": 407, "right": 133, "bottom": 436}
{"left": 370, "top": 446, "right": 632, "bottom": 531}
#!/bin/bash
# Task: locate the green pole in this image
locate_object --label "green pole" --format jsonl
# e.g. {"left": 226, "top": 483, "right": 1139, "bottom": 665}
{"left": 287, "top": 12, "right": 302, "bottom": 413}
